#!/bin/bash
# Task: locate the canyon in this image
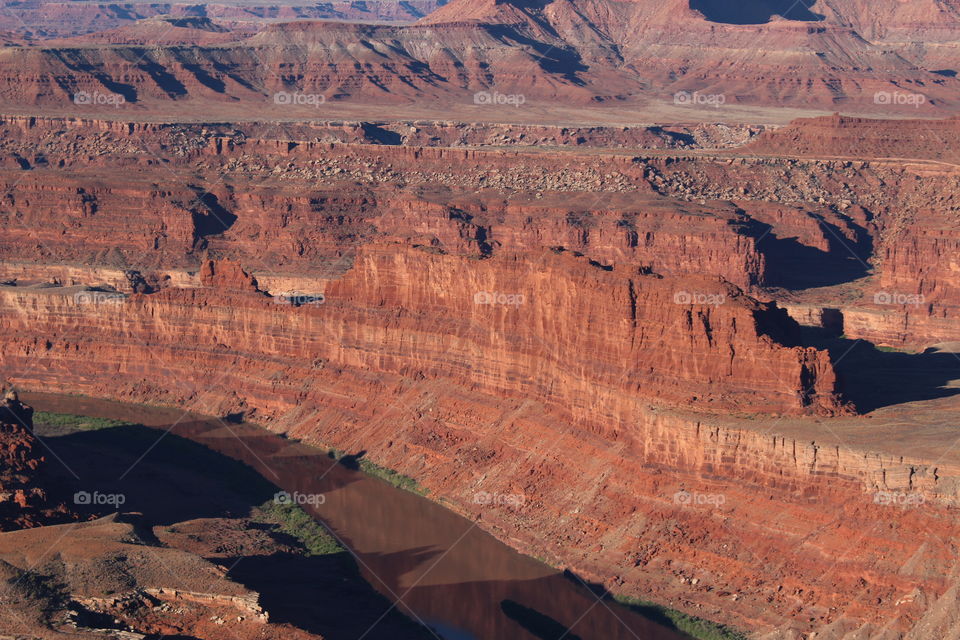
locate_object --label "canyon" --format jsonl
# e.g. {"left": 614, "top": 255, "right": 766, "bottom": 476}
{"left": 0, "top": 111, "right": 958, "bottom": 638}
{"left": 0, "top": 0, "right": 958, "bottom": 639}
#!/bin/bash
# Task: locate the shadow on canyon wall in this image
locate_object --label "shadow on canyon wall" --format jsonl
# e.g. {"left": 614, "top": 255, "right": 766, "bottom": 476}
{"left": 801, "top": 327, "right": 960, "bottom": 412}
{"left": 690, "top": 0, "right": 824, "bottom": 24}
{"left": 744, "top": 217, "right": 874, "bottom": 290}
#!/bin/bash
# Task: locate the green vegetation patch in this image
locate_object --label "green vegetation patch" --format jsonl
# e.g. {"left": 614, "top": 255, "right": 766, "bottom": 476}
{"left": 32, "top": 411, "right": 131, "bottom": 432}
{"left": 614, "top": 595, "right": 748, "bottom": 640}
{"left": 255, "top": 500, "right": 344, "bottom": 556}
{"left": 358, "top": 458, "right": 428, "bottom": 496}
{"left": 327, "top": 449, "right": 428, "bottom": 496}
{"left": 874, "top": 344, "right": 910, "bottom": 353}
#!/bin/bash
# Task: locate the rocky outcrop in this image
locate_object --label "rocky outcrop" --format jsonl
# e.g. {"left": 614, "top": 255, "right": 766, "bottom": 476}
{"left": 745, "top": 114, "right": 960, "bottom": 162}
{"left": 0, "top": 390, "right": 71, "bottom": 530}
{"left": 0, "top": 515, "right": 324, "bottom": 639}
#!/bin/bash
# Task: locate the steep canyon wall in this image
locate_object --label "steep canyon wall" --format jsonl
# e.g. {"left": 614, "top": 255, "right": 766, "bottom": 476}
{"left": 0, "top": 116, "right": 958, "bottom": 637}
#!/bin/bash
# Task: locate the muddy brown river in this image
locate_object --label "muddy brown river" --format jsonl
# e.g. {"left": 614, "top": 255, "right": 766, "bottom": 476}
{"left": 25, "top": 391, "right": 687, "bottom": 640}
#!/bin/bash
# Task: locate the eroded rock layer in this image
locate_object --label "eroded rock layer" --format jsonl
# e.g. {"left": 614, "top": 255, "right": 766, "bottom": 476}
{"left": 0, "top": 0, "right": 957, "bottom": 116}
{"left": 0, "top": 116, "right": 958, "bottom": 638}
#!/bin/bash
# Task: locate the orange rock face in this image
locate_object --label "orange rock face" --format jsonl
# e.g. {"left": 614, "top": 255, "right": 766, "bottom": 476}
{"left": 0, "top": 0, "right": 957, "bottom": 636}
{"left": 0, "top": 247, "right": 844, "bottom": 417}
{"left": 0, "top": 106, "right": 958, "bottom": 639}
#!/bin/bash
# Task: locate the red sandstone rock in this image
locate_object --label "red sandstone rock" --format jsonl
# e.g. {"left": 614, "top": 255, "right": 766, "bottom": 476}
{"left": 0, "top": 392, "right": 71, "bottom": 530}
{"left": 0, "top": 244, "right": 845, "bottom": 417}
{"left": 0, "top": 107, "right": 956, "bottom": 638}
{"left": 745, "top": 114, "right": 960, "bottom": 162}
{"left": 199, "top": 259, "right": 261, "bottom": 292}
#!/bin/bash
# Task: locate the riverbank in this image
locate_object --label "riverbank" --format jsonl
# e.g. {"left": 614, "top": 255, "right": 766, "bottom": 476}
{"left": 26, "top": 398, "right": 743, "bottom": 640}
{"left": 26, "top": 407, "right": 437, "bottom": 639}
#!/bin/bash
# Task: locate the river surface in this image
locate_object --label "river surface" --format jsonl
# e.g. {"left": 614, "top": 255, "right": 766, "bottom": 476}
{"left": 25, "top": 392, "right": 685, "bottom": 640}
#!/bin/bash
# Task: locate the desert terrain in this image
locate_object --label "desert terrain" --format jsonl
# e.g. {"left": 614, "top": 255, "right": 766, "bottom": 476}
{"left": 0, "top": 0, "right": 958, "bottom": 639}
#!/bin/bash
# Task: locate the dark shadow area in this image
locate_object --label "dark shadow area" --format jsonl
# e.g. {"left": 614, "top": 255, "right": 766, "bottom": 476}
{"left": 124, "top": 269, "right": 154, "bottom": 294}
{"left": 561, "top": 569, "right": 607, "bottom": 597}
{"left": 501, "top": 599, "right": 584, "bottom": 640}
{"left": 932, "top": 69, "right": 958, "bottom": 78}
{"left": 741, "top": 216, "right": 873, "bottom": 290}
{"left": 648, "top": 126, "right": 695, "bottom": 147}
{"left": 336, "top": 449, "right": 367, "bottom": 470}
{"left": 49, "top": 50, "right": 139, "bottom": 103}
{"left": 227, "top": 551, "right": 436, "bottom": 640}
{"left": 399, "top": 0, "right": 443, "bottom": 18}
{"left": 40, "top": 423, "right": 278, "bottom": 524}
{"left": 690, "top": 0, "right": 824, "bottom": 24}
{"left": 589, "top": 259, "right": 613, "bottom": 271}
{"left": 801, "top": 325, "right": 960, "bottom": 412}
{"left": 132, "top": 57, "right": 189, "bottom": 98}
{"left": 361, "top": 122, "right": 403, "bottom": 145}
{"left": 752, "top": 305, "right": 804, "bottom": 348}
{"left": 614, "top": 599, "right": 677, "bottom": 632}
{"left": 223, "top": 411, "right": 246, "bottom": 423}
{"left": 180, "top": 62, "right": 228, "bottom": 93}
{"left": 449, "top": 208, "right": 495, "bottom": 256}
{"left": 207, "top": 58, "right": 261, "bottom": 93}
{"left": 486, "top": 25, "right": 588, "bottom": 85}
{"left": 190, "top": 190, "right": 238, "bottom": 250}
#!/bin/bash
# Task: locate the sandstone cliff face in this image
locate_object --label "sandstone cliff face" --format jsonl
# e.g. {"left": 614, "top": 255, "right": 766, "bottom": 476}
{"left": 640, "top": 132, "right": 960, "bottom": 348}
{"left": 2, "top": 113, "right": 959, "bottom": 347}
{"left": 0, "top": 248, "right": 844, "bottom": 419}
{"left": 745, "top": 114, "right": 960, "bottom": 162}
{"left": 0, "top": 267, "right": 955, "bottom": 637}
{"left": 0, "top": 114, "right": 959, "bottom": 638}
